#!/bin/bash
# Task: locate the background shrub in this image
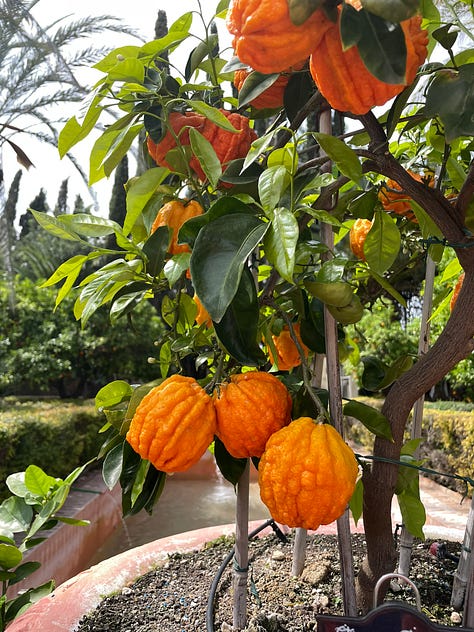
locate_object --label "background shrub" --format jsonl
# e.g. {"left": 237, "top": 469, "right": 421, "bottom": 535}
{"left": 0, "top": 398, "right": 106, "bottom": 498}
{"left": 345, "top": 397, "right": 474, "bottom": 497}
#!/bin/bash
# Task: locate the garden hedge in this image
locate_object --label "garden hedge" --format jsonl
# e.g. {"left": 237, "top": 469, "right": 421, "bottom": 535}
{"left": 346, "top": 397, "right": 474, "bottom": 497}
{"left": 0, "top": 398, "right": 105, "bottom": 498}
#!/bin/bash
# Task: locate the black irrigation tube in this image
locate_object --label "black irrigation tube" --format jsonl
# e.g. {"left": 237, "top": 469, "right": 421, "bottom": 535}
{"left": 205, "top": 518, "right": 288, "bottom": 632}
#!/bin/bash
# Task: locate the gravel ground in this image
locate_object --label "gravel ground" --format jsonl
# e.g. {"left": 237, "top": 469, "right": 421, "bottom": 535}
{"left": 75, "top": 530, "right": 465, "bottom": 631}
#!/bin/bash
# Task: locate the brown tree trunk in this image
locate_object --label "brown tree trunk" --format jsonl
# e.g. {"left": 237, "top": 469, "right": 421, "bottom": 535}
{"left": 357, "top": 272, "right": 474, "bottom": 610}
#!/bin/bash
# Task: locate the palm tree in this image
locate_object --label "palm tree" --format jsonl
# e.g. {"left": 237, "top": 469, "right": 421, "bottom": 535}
{"left": 0, "top": 0, "right": 140, "bottom": 310}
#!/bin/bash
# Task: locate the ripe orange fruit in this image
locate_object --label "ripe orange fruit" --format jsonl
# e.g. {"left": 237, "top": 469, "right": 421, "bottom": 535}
{"left": 349, "top": 218, "right": 373, "bottom": 261}
{"left": 268, "top": 323, "right": 309, "bottom": 371}
{"left": 259, "top": 418, "right": 358, "bottom": 530}
{"left": 151, "top": 199, "right": 203, "bottom": 255}
{"left": 126, "top": 375, "right": 216, "bottom": 473}
{"left": 213, "top": 371, "right": 292, "bottom": 458}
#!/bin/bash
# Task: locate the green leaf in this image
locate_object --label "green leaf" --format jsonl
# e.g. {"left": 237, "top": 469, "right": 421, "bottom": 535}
{"left": 263, "top": 207, "right": 298, "bottom": 283}
{"left": 0, "top": 497, "right": 33, "bottom": 537}
{"left": 349, "top": 478, "right": 363, "bottom": 525}
{"left": 364, "top": 211, "right": 401, "bottom": 275}
{"left": 360, "top": 0, "right": 419, "bottom": 22}
{"left": 58, "top": 94, "right": 103, "bottom": 157}
{"left": 164, "top": 253, "right": 191, "bottom": 287}
{"left": 58, "top": 214, "right": 123, "bottom": 238}
{"left": 190, "top": 214, "right": 268, "bottom": 323}
{"left": 214, "top": 266, "right": 266, "bottom": 365}
{"left": 287, "top": 0, "right": 324, "bottom": 25}
{"left": 185, "top": 36, "right": 218, "bottom": 80}
{"left": 39, "top": 255, "right": 88, "bottom": 289}
{"left": 103, "top": 443, "right": 125, "bottom": 490}
{"left": 214, "top": 438, "right": 247, "bottom": 487}
{"left": 89, "top": 123, "right": 142, "bottom": 185}
{"left": 258, "top": 166, "right": 289, "bottom": 212}
{"left": 142, "top": 225, "right": 169, "bottom": 277}
{"left": 343, "top": 399, "right": 393, "bottom": 441}
{"left": 30, "top": 210, "right": 81, "bottom": 242}
{"left": 0, "top": 543, "right": 22, "bottom": 570}
{"left": 313, "top": 132, "right": 363, "bottom": 183}
{"left": 369, "top": 270, "right": 407, "bottom": 307}
{"left": 96, "top": 380, "right": 133, "bottom": 410}
{"left": 107, "top": 58, "right": 145, "bottom": 83}
{"left": 186, "top": 101, "right": 237, "bottom": 132}
{"left": 8, "top": 561, "right": 41, "bottom": 585}
{"left": 397, "top": 489, "right": 426, "bottom": 540}
{"left": 56, "top": 517, "right": 89, "bottom": 526}
{"left": 123, "top": 465, "right": 166, "bottom": 516}
{"left": 24, "top": 466, "right": 58, "bottom": 498}
{"left": 189, "top": 127, "right": 222, "bottom": 188}
{"left": 424, "top": 64, "right": 474, "bottom": 142}
{"left": 124, "top": 168, "right": 169, "bottom": 236}
{"left": 237, "top": 71, "right": 279, "bottom": 108}
{"left": 341, "top": 5, "right": 407, "bottom": 84}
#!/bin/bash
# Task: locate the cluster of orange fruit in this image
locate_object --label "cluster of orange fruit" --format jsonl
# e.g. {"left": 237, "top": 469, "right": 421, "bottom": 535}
{"left": 126, "top": 371, "right": 358, "bottom": 531}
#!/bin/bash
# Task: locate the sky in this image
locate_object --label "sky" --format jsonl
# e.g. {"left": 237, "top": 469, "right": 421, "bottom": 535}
{"left": 4, "top": 0, "right": 229, "bottom": 219}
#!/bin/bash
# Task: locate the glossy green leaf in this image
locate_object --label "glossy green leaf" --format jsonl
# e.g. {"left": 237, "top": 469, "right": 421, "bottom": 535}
{"left": 349, "top": 478, "right": 363, "bottom": 526}
{"left": 124, "top": 465, "right": 166, "bottom": 516}
{"left": 8, "top": 561, "right": 41, "bottom": 585}
{"left": 214, "top": 438, "right": 247, "bottom": 487}
{"left": 343, "top": 399, "right": 393, "bottom": 441}
{"left": 287, "top": 0, "right": 324, "bottom": 25}
{"left": 164, "top": 253, "right": 191, "bottom": 287}
{"left": 58, "top": 214, "right": 122, "bottom": 238}
{"left": 190, "top": 214, "right": 268, "bottom": 323}
{"left": 24, "top": 466, "right": 58, "bottom": 498}
{"left": 189, "top": 127, "right": 222, "bottom": 188}
{"left": 341, "top": 5, "right": 407, "bottom": 84}
{"left": 214, "top": 266, "right": 266, "bottom": 365}
{"left": 110, "top": 290, "right": 147, "bottom": 324}
{"left": 258, "top": 166, "right": 289, "bottom": 213}
{"left": 107, "top": 58, "right": 145, "bottom": 83}
{"left": 40, "top": 255, "right": 88, "bottom": 289}
{"left": 140, "top": 14, "right": 193, "bottom": 57}
{"left": 119, "top": 442, "right": 143, "bottom": 497}
{"left": 95, "top": 381, "right": 133, "bottom": 412}
{"left": 237, "top": 71, "right": 279, "bottom": 108}
{"left": 0, "top": 544, "right": 23, "bottom": 570}
{"left": 186, "top": 101, "right": 237, "bottom": 132}
{"left": 30, "top": 210, "right": 81, "bottom": 241}
{"left": 0, "top": 497, "right": 33, "bottom": 537}
{"left": 58, "top": 94, "right": 103, "bottom": 157}
{"left": 89, "top": 123, "right": 142, "bottom": 185}
{"left": 124, "top": 168, "right": 169, "bottom": 236}
{"left": 142, "top": 225, "right": 169, "bottom": 277}
{"left": 264, "top": 208, "right": 298, "bottom": 283}
{"left": 369, "top": 270, "right": 407, "bottom": 307}
{"left": 360, "top": 0, "right": 419, "bottom": 22}
{"left": 185, "top": 35, "right": 218, "bottom": 80}
{"left": 313, "top": 132, "right": 363, "bottom": 183}
{"left": 397, "top": 489, "right": 426, "bottom": 540}
{"left": 424, "top": 64, "right": 474, "bottom": 142}
{"left": 364, "top": 211, "right": 401, "bottom": 275}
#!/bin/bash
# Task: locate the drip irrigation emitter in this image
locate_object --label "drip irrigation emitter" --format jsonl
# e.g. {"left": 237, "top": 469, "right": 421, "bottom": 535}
{"left": 205, "top": 518, "right": 288, "bottom": 632}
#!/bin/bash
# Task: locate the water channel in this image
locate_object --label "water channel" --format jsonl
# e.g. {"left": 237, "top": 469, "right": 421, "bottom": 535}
{"left": 88, "top": 459, "right": 269, "bottom": 566}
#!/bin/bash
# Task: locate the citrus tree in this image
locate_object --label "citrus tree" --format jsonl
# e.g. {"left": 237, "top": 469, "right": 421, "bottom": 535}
{"left": 35, "top": 0, "right": 474, "bottom": 613}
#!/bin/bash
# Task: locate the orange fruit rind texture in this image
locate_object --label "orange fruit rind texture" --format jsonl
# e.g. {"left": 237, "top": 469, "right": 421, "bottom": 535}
{"left": 126, "top": 375, "right": 217, "bottom": 473}
{"left": 213, "top": 371, "right": 292, "bottom": 459}
{"left": 258, "top": 418, "right": 359, "bottom": 530}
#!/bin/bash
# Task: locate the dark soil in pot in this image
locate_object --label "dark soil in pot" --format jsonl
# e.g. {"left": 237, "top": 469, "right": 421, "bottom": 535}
{"left": 75, "top": 532, "right": 465, "bottom": 631}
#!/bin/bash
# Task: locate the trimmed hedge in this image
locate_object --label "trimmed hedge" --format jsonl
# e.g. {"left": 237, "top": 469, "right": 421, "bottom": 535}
{"left": 346, "top": 397, "right": 474, "bottom": 496}
{"left": 0, "top": 398, "right": 105, "bottom": 498}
